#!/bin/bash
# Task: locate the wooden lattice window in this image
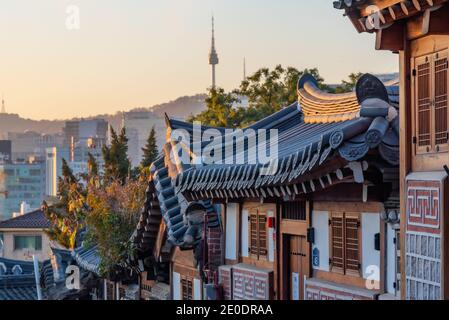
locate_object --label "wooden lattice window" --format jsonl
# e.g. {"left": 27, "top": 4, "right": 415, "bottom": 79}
{"left": 282, "top": 201, "right": 306, "bottom": 220}
{"left": 414, "top": 50, "right": 449, "bottom": 154}
{"left": 330, "top": 212, "right": 361, "bottom": 276}
{"left": 249, "top": 210, "right": 268, "bottom": 260}
{"left": 434, "top": 53, "right": 448, "bottom": 147}
{"left": 416, "top": 57, "right": 432, "bottom": 149}
{"left": 181, "top": 277, "right": 193, "bottom": 300}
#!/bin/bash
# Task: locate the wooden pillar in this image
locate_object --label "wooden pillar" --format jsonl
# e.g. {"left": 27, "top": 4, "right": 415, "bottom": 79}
{"left": 399, "top": 28, "right": 412, "bottom": 300}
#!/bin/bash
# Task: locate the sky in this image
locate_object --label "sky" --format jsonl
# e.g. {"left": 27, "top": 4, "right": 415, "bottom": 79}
{"left": 0, "top": 0, "right": 398, "bottom": 120}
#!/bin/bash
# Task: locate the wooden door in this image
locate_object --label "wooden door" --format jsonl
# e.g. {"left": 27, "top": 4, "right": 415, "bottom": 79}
{"left": 289, "top": 235, "right": 308, "bottom": 300}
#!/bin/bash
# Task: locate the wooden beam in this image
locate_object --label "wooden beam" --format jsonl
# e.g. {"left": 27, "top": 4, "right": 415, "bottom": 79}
{"left": 426, "top": 4, "right": 449, "bottom": 35}
{"left": 406, "top": 5, "right": 449, "bottom": 40}
{"left": 412, "top": 0, "right": 422, "bottom": 11}
{"left": 401, "top": 0, "right": 411, "bottom": 15}
{"left": 376, "top": 22, "right": 405, "bottom": 51}
{"left": 389, "top": 5, "right": 398, "bottom": 19}
{"left": 406, "top": 11, "right": 427, "bottom": 39}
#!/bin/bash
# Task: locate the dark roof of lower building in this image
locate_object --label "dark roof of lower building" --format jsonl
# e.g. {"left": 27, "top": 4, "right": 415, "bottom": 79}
{"left": 0, "top": 258, "right": 38, "bottom": 300}
{"left": 0, "top": 209, "right": 50, "bottom": 229}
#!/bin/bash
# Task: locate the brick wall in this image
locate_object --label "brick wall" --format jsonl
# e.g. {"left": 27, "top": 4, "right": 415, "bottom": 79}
{"left": 207, "top": 227, "right": 223, "bottom": 269}
{"left": 219, "top": 266, "right": 233, "bottom": 300}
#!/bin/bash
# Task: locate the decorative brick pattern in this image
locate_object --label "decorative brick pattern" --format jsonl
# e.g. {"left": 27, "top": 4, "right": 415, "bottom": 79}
{"left": 304, "top": 280, "right": 376, "bottom": 300}
{"left": 218, "top": 264, "right": 273, "bottom": 300}
{"left": 232, "top": 266, "right": 273, "bottom": 300}
{"left": 407, "top": 181, "right": 440, "bottom": 233}
{"left": 405, "top": 178, "right": 443, "bottom": 300}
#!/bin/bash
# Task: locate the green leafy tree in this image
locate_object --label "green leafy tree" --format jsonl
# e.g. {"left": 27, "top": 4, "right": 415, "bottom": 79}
{"left": 87, "top": 152, "right": 99, "bottom": 177}
{"left": 334, "top": 72, "right": 364, "bottom": 93}
{"left": 141, "top": 126, "right": 159, "bottom": 168}
{"left": 44, "top": 158, "right": 86, "bottom": 249}
{"left": 102, "top": 127, "right": 130, "bottom": 183}
{"left": 192, "top": 65, "right": 329, "bottom": 128}
{"left": 188, "top": 87, "right": 241, "bottom": 127}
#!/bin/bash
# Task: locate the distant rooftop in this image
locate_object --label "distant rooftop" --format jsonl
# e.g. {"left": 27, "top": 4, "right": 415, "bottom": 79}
{"left": 0, "top": 209, "right": 50, "bottom": 230}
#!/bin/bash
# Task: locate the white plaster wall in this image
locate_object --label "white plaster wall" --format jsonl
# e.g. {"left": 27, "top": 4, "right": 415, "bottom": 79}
{"left": 225, "top": 203, "right": 238, "bottom": 260}
{"left": 361, "top": 213, "right": 380, "bottom": 280}
{"left": 386, "top": 223, "right": 396, "bottom": 294}
{"left": 172, "top": 272, "right": 181, "bottom": 300}
{"left": 194, "top": 278, "right": 202, "bottom": 300}
{"left": 241, "top": 209, "right": 249, "bottom": 258}
{"left": 312, "top": 210, "right": 329, "bottom": 271}
{"left": 0, "top": 230, "right": 52, "bottom": 262}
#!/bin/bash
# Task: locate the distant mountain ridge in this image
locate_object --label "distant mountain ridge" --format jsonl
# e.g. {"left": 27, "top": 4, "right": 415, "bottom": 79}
{"left": 0, "top": 94, "right": 207, "bottom": 138}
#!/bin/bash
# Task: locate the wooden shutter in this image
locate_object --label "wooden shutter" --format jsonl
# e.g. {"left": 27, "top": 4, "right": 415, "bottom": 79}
{"left": 330, "top": 212, "right": 344, "bottom": 274}
{"left": 258, "top": 215, "right": 268, "bottom": 256}
{"left": 344, "top": 213, "right": 361, "bottom": 276}
{"left": 181, "top": 277, "right": 193, "bottom": 300}
{"left": 250, "top": 211, "right": 259, "bottom": 256}
{"left": 415, "top": 55, "right": 432, "bottom": 153}
{"left": 249, "top": 209, "right": 267, "bottom": 260}
{"left": 434, "top": 50, "right": 449, "bottom": 149}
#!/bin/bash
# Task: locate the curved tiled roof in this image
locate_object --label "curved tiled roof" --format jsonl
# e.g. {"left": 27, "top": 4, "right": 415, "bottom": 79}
{"left": 0, "top": 258, "right": 38, "bottom": 300}
{"left": 0, "top": 209, "right": 50, "bottom": 229}
{"left": 174, "top": 74, "right": 399, "bottom": 199}
{"left": 298, "top": 74, "right": 399, "bottom": 123}
{"left": 72, "top": 246, "right": 101, "bottom": 276}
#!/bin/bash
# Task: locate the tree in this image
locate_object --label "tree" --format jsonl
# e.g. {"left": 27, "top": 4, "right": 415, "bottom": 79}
{"left": 61, "top": 158, "right": 76, "bottom": 184}
{"left": 334, "top": 72, "right": 363, "bottom": 93}
{"left": 87, "top": 152, "right": 99, "bottom": 177}
{"left": 188, "top": 87, "right": 241, "bottom": 127}
{"left": 102, "top": 127, "right": 130, "bottom": 183}
{"left": 44, "top": 158, "right": 86, "bottom": 249}
{"left": 83, "top": 178, "right": 146, "bottom": 275}
{"left": 141, "top": 126, "right": 159, "bottom": 168}
{"left": 192, "top": 65, "right": 329, "bottom": 128}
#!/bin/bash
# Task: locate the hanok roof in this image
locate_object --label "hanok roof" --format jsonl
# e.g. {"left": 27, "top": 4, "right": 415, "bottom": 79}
{"left": 72, "top": 245, "right": 101, "bottom": 276}
{"left": 0, "top": 258, "right": 38, "bottom": 300}
{"left": 0, "top": 209, "right": 50, "bottom": 230}
{"left": 334, "top": 0, "right": 449, "bottom": 34}
{"left": 173, "top": 74, "right": 399, "bottom": 200}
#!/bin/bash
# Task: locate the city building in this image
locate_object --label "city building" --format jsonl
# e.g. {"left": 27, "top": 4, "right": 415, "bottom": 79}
{"left": 0, "top": 208, "right": 52, "bottom": 261}
{"left": 7, "top": 131, "right": 64, "bottom": 162}
{"left": 0, "top": 140, "right": 12, "bottom": 164}
{"left": 335, "top": 0, "right": 449, "bottom": 301}
{"left": 63, "top": 119, "right": 108, "bottom": 148}
{"left": 0, "top": 160, "right": 45, "bottom": 221}
{"left": 45, "top": 145, "right": 103, "bottom": 197}
{"left": 121, "top": 111, "right": 165, "bottom": 167}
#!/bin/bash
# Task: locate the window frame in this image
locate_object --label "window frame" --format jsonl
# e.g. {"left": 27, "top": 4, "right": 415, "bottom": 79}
{"left": 248, "top": 209, "right": 268, "bottom": 261}
{"left": 413, "top": 49, "right": 449, "bottom": 155}
{"left": 329, "top": 212, "right": 362, "bottom": 277}
{"left": 13, "top": 235, "right": 42, "bottom": 251}
{"left": 181, "top": 276, "right": 193, "bottom": 301}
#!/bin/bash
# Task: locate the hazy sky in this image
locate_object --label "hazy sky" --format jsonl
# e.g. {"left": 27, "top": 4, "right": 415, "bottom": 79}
{"left": 0, "top": 0, "right": 398, "bottom": 120}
